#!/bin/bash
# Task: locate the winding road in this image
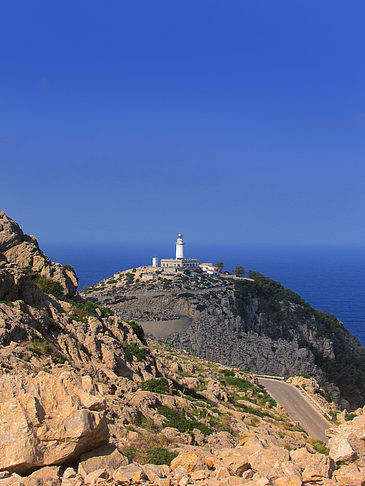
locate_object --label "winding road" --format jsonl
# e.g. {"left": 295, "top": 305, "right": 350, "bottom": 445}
{"left": 257, "top": 378, "right": 332, "bottom": 442}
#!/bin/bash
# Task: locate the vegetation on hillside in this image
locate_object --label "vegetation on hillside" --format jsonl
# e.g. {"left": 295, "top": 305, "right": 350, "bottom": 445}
{"left": 234, "top": 275, "right": 365, "bottom": 407}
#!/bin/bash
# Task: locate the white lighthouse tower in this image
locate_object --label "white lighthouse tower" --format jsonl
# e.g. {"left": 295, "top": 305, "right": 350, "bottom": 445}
{"left": 176, "top": 232, "right": 184, "bottom": 259}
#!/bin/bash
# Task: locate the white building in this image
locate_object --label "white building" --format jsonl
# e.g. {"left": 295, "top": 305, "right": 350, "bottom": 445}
{"left": 199, "top": 263, "right": 219, "bottom": 275}
{"left": 160, "top": 233, "right": 200, "bottom": 269}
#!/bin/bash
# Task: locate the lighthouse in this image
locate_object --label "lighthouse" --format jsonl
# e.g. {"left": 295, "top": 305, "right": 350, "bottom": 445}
{"left": 160, "top": 233, "right": 199, "bottom": 270}
{"left": 176, "top": 232, "right": 184, "bottom": 259}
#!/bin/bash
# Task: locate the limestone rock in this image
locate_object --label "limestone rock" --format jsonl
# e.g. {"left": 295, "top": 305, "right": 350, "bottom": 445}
{"left": 78, "top": 443, "right": 129, "bottom": 478}
{"left": 302, "top": 454, "right": 334, "bottom": 481}
{"left": 84, "top": 468, "right": 109, "bottom": 485}
{"left": 113, "top": 464, "right": 144, "bottom": 482}
{"left": 248, "top": 447, "right": 290, "bottom": 474}
{"left": 0, "top": 370, "right": 108, "bottom": 474}
{"left": 171, "top": 451, "right": 207, "bottom": 473}
{"left": 332, "top": 464, "right": 365, "bottom": 486}
{"left": 272, "top": 477, "right": 302, "bottom": 486}
{"left": 0, "top": 211, "right": 77, "bottom": 298}
{"left": 62, "top": 469, "right": 77, "bottom": 479}
{"left": 328, "top": 437, "right": 357, "bottom": 464}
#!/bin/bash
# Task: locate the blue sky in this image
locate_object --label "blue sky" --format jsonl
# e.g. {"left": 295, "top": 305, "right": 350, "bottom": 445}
{"left": 1, "top": 1, "right": 364, "bottom": 245}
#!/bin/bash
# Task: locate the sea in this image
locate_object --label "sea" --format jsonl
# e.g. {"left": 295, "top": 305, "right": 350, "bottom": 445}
{"left": 43, "top": 243, "right": 365, "bottom": 346}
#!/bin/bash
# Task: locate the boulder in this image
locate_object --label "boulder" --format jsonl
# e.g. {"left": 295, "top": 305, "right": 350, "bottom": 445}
{"left": 77, "top": 443, "right": 129, "bottom": 478}
{"left": 328, "top": 437, "right": 357, "bottom": 464}
{"left": 0, "top": 371, "right": 108, "bottom": 474}
{"left": 62, "top": 469, "right": 77, "bottom": 479}
{"left": 302, "top": 454, "right": 334, "bottom": 482}
{"left": 113, "top": 464, "right": 144, "bottom": 482}
{"left": 216, "top": 448, "right": 251, "bottom": 476}
{"left": 84, "top": 469, "right": 109, "bottom": 485}
{"left": 248, "top": 447, "right": 290, "bottom": 474}
{"left": 171, "top": 451, "right": 207, "bottom": 473}
{"left": 142, "top": 464, "right": 170, "bottom": 482}
{"left": 332, "top": 464, "right": 365, "bottom": 486}
{"left": 289, "top": 448, "right": 311, "bottom": 469}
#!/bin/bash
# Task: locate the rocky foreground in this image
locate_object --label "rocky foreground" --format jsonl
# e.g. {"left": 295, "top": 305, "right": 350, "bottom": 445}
{"left": 0, "top": 210, "right": 365, "bottom": 485}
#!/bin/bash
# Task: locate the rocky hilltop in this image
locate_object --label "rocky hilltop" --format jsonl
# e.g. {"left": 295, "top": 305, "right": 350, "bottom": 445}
{"left": 89, "top": 267, "right": 365, "bottom": 411}
{"left": 1, "top": 210, "right": 365, "bottom": 485}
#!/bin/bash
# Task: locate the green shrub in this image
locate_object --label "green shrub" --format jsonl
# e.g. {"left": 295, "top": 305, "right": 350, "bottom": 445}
{"left": 68, "top": 301, "right": 113, "bottom": 322}
{"left": 221, "top": 369, "right": 235, "bottom": 377}
{"left": 48, "top": 318, "right": 63, "bottom": 333}
{"left": 158, "top": 406, "right": 212, "bottom": 435}
{"left": 308, "top": 438, "right": 329, "bottom": 455}
{"left": 28, "top": 337, "right": 52, "bottom": 356}
{"left": 126, "top": 320, "right": 144, "bottom": 341}
{"left": 146, "top": 448, "right": 178, "bottom": 465}
{"left": 34, "top": 275, "right": 66, "bottom": 300}
{"left": 345, "top": 412, "right": 357, "bottom": 421}
{"left": 123, "top": 342, "right": 148, "bottom": 361}
{"left": 140, "top": 378, "right": 169, "bottom": 394}
{"left": 296, "top": 373, "right": 311, "bottom": 379}
{"left": 63, "top": 264, "right": 76, "bottom": 274}
{"left": 327, "top": 410, "right": 338, "bottom": 422}
{"left": 235, "top": 402, "right": 272, "bottom": 418}
{"left": 0, "top": 300, "right": 14, "bottom": 308}
{"left": 123, "top": 446, "right": 136, "bottom": 460}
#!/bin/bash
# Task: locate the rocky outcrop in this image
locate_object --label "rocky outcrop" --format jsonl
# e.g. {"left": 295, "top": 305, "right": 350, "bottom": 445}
{"left": 95, "top": 274, "right": 365, "bottom": 409}
{"left": 0, "top": 211, "right": 78, "bottom": 298}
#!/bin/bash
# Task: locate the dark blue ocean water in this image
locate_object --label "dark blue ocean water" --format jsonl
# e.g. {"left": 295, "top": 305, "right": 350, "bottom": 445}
{"left": 43, "top": 243, "right": 365, "bottom": 346}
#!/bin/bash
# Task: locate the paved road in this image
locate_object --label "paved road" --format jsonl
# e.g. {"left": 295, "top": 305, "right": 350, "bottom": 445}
{"left": 257, "top": 378, "right": 332, "bottom": 442}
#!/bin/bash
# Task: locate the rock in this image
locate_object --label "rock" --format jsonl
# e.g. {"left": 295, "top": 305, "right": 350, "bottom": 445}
{"left": 248, "top": 447, "right": 290, "bottom": 474}
{"left": 203, "top": 457, "right": 215, "bottom": 469}
{"left": 332, "top": 464, "right": 365, "bottom": 486}
{"left": 271, "top": 478, "right": 302, "bottom": 486}
{"left": 142, "top": 464, "right": 167, "bottom": 482}
{"left": 173, "top": 465, "right": 189, "bottom": 483}
{"left": 0, "top": 211, "right": 78, "bottom": 298}
{"left": 61, "top": 478, "right": 84, "bottom": 486}
{"left": 27, "top": 466, "right": 61, "bottom": 482}
{"left": 78, "top": 443, "right": 129, "bottom": 477}
{"left": 191, "top": 470, "right": 210, "bottom": 481}
{"left": 62, "top": 469, "right": 76, "bottom": 479}
{"left": 113, "top": 464, "right": 143, "bottom": 482}
{"left": 237, "top": 435, "right": 255, "bottom": 447}
{"left": 302, "top": 454, "right": 334, "bottom": 481}
{"left": 0, "top": 371, "right": 108, "bottom": 474}
{"left": 0, "top": 473, "right": 26, "bottom": 486}
{"left": 84, "top": 468, "right": 109, "bottom": 485}
{"left": 290, "top": 448, "right": 311, "bottom": 469}
{"left": 216, "top": 448, "right": 250, "bottom": 476}
{"left": 329, "top": 437, "right": 357, "bottom": 464}
{"left": 214, "top": 466, "right": 231, "bottom": 479}
{"left": 290, "top": 449, "right": 334, "bottom": 481}
{"left": 171, "top": 451, "right": 206, "bottom": 473}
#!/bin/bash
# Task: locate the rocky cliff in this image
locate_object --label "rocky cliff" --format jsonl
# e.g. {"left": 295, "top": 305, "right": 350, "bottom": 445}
{"left": 91, "top": 271, "right": 365, "bottom": 410}
{"left": 1, "top": 211, "right": 365, "bottom": 485}
{"left": 0, "top": 210, "right": 78, "bottom": 298}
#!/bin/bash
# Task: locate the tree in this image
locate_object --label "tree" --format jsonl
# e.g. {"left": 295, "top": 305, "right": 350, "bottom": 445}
{"left": 233, "top": 266, "right": 245, "bottom": 277}
{"left": 216, "top": 262, "right": 224, "bottom": 273}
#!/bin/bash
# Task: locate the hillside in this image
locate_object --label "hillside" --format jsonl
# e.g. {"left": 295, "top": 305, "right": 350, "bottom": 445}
{"left": 1, "top": 210, "right": 365, "bottom": 485}
{"left": 89, "top": 268, "right": 365, "bottom": 410}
